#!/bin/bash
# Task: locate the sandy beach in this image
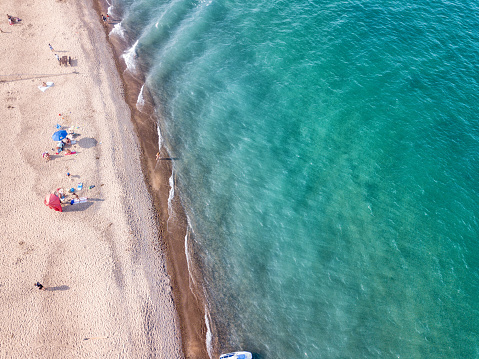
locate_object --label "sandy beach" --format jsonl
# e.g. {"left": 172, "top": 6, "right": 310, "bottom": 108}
{"left": 0, "top": 0, "right": 185, "bottom": 357}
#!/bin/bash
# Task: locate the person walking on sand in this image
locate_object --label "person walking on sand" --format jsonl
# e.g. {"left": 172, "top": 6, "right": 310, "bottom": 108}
{"left": 34, "top": 282, "right": 45, "bottom": 290}
{"left": 48, "top": 43, "right": 54, "bottom": 51}
{"left": 55, "top": 53, "right": 60, "bottom": 62}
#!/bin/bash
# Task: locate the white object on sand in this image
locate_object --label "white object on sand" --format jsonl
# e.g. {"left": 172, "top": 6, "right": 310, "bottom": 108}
{"left": 71, "top": 197, "right": 87, "bottom": 205}
{"left": 38, "top": 82, "right": 54, "bottom": 92}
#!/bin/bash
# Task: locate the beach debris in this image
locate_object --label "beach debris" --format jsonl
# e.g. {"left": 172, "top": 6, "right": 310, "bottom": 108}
{"left": 44, "top": 193, "right": 62, "bottom": 212}
{"left": 83, "top": 336, "right": 108, "bottom": 341}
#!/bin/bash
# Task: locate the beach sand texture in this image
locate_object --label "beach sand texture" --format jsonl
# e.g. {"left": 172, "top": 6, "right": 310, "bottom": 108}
{"left": 0, "top": 0, "right": 184, "bottom": 357}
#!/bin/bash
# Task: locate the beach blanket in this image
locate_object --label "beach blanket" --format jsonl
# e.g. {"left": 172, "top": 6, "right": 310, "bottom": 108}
{"left": 38, "top": 82, "right": 54, "bottom": 92}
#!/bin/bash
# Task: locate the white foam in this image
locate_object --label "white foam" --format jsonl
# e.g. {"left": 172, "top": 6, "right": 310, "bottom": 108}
{"left": 205, "top": 309, "right": 213, "bottom": 359}
{"left": 136, "top": 84, "right": 145, "bottom": 111}
{"left": 122, "top": 39, "right": 139, "bottom": 71}
{"left": 110, "top": 22, "right": 125, "bottom": 39}
{"left": 168, "top": 173, "right": 175, "bottom": 219}
{"left": 157, "top": 124, "right": 163, "bottom": 150}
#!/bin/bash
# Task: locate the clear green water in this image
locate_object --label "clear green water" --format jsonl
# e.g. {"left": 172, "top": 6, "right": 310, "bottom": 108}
{"left": 112, "top": 0, "right": 479, "bottom": 357}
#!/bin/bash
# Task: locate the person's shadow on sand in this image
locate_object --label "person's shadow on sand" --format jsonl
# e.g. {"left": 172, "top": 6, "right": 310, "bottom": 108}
{"left": 45, "top": 285, "right": 70, "bottom": 291}
{"left": 78, "top": 137, "right": 97, "bottom": 149}
{"left": 63, "top": 202, "right": 94, "bottom": 212}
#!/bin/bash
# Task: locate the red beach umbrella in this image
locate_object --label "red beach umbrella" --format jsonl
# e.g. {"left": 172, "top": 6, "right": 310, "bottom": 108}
{"left": 44, "top": 193, "right": 62, "bottom": 212}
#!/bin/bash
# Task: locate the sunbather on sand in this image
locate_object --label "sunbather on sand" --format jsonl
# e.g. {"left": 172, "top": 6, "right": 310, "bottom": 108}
{"left": 6, "top": 14, "right": 21, "bottom": 25}
{"left": 55, "top": 141, "right": 64, "bottom": 154}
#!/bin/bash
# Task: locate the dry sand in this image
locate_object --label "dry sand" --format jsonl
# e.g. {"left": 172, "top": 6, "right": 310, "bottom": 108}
{"left": 0, "top": 0, "right": 184, "bottom": 357}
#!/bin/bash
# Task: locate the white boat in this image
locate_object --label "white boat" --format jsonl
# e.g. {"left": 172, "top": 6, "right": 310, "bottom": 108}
{"left": 219, "top": 352, "right": 253, "bottom": 359}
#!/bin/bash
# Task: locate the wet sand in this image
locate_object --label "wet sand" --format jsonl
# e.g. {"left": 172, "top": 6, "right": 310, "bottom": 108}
{"left": 0, "top": 0, "right": 185, "bottom": 357}
{"left": 94, "top": 0, "right": 211, "bottom": 357}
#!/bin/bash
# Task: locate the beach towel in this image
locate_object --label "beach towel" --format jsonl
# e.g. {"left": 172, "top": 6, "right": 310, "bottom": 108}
{"left": 70, "top": 197, "right": 87, "bottom": 205}
{"left": 38, "top": 82, "right": 54, "bottom": 92}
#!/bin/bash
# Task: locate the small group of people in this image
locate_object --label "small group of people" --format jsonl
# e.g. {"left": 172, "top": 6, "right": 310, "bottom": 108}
{"left": 55, "top": 135, "right": 76, "bottom": 155}
{"left": 55, "top": 187, "right": 79, "bottom": 205}
{"left": 7, "top": 14, "right": 21, "bottom": 25}
{"left": 43, "top": 131, "right": 77, "bottom": 161}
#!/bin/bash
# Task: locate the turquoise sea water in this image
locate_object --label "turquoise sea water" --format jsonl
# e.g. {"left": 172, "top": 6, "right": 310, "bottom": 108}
{"left": 109, "top": 0, "right": 479, "bottom": 357}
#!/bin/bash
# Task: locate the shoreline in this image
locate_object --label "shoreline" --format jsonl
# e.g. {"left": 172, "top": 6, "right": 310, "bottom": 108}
{"left": 0, "top": 0, "right": 185, "bottom": 357}
{"left": 94, "top": 1, "right": 211, "bottom": 358}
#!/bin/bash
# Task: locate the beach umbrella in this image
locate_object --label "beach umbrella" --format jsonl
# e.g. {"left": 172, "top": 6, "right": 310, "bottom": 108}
{"left": 52, "top": 130, "right": 68, "bottom": 141}
{"left": 44, "top": 193, "right": 62, "bottom": 212}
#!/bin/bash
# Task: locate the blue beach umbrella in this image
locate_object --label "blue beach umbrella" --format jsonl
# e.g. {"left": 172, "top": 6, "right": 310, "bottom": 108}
{"left": 52, "top": 130, "right": 68, "bottom": 141}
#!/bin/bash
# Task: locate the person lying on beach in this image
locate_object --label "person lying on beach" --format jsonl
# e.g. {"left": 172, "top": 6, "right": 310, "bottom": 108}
{"left": 55, "top": 141, "right": 64, "bottom": 154}
{"left": 7, "top": 14, "right": 21, "bottom": 25}
{"left": 38, "top": 81, "right": 54, "bottom": 92}
{"left": 62, "top": 137, "right": 71, "bottom": 145}
{"left": 65, "top": 149, "right": 76, "bottom": 156}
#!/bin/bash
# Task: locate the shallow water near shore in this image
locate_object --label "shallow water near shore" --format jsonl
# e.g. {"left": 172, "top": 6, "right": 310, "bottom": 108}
{"left": 109, "top": 0, "right": 479, "bottom": 357}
